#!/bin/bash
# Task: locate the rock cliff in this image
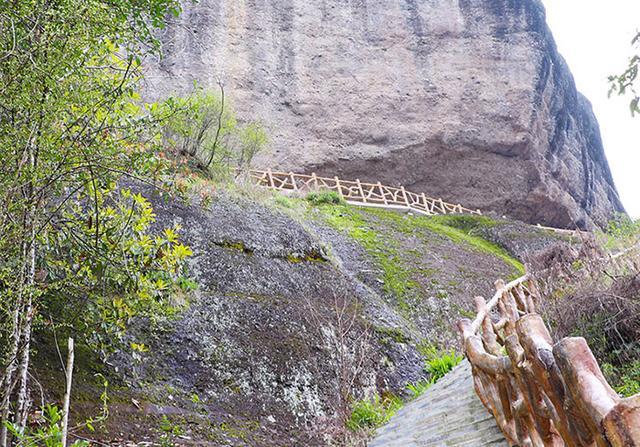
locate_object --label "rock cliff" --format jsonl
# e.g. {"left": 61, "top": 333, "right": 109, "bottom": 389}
{"left": 144, "top": 0, "right": 624, "bottom": 229}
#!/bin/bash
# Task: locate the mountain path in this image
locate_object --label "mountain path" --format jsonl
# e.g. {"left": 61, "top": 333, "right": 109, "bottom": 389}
{"left": 369, "top": 360, "right": 508, "bottom": 447}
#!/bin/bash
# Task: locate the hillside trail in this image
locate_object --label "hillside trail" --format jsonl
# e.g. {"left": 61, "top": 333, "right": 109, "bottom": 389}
{"left": 369, "top": 360, "right": 507, "bottom": 447}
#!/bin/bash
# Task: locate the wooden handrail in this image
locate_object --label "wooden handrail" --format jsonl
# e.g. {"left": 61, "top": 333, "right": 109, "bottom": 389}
{"left": 243, "top": 169, "right": 482, "bottom": 217}
{"left": 459, "top": 270, "right": 640, "bottom": 446}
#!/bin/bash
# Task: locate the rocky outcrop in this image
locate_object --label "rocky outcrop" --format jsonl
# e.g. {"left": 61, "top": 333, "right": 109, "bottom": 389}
{"left": 144, "top": 0, "right": 624, "bottom": 229}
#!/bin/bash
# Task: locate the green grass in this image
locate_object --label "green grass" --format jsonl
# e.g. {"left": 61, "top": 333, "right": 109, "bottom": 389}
{"left": 312, "top": 205, "right": 524, "bottom": 314}
{"left": 426, "top": 349, "right": 463, "bottom": 381}
{"left": 346, "top": 394, "right": 403, "bottom": 432}
{"left": 346, "top": 347, "right": 463, "bottom": 433}
{"left": 419, "top": 344, "right": 464, "bottom": 381}
{"left": 406, "top": 379, "right": 435, "bottom": 400}
{"left": 314, "top": 205, "right": 419, "bottom": 311}
{"left": 363, "top": 210, "right": 524, "bottom": 277}
{"left": 427, "top": 215, "right": 501, "bottom": 232}
{"left": 423, "top": 220, "right": 524, "bottom": 276}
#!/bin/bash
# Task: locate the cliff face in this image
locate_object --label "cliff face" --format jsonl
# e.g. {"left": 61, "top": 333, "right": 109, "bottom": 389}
{"left": 145, "top": 0, "right": 624, "bottom": 229}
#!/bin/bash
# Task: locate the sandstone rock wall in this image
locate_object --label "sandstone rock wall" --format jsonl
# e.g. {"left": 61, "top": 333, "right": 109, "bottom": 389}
{"left": 145, "top": 0, "right": 624, "bottom": 229}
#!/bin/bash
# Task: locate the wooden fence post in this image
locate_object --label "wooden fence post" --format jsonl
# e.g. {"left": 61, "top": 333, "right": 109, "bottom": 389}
{"left": 420, "top": 193, "right": 430, "bottom": 214}
{"left": 312, "top": 172, "right": 319, "bottom": 191}
{"left": 378, "top": 182, "right": 388, "bottom": 205}
{"left": 334, "top": 177, "right": 344, "bottom": 199}
{"left": 604, "top": 396, "right": 640, "bottom": 446}
{"left": 553, "top": 338, "right": 619, "bottom": 445}
{"left": 266, "top": 168, "right": 274, "bottom": 188}
{"left": 400, "top": 186, "right": 409, "bottom": 207}
{"left": 289, "top": 172, "right": 298, "bottom": 191}
{"left": 356, "top": 179, "right": 366, "bottom": 203}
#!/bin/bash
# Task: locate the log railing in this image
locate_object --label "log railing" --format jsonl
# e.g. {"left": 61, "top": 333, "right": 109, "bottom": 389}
{"left": 244, "top": 169, "right": 482, "bottom": 217}
{"left": 458, "top": 275, "right": 640, "bottom": 446}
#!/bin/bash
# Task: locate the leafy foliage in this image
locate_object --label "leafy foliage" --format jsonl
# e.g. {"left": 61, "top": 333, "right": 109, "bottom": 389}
{"left": 41, "top": 188, "right": 193, "bottom": 356}
{"left": 604, "top": 361, "right": 640, "bottom": 397}
{"left": 609, "top": 32, "right": 640, "bottom": 116}
{"left": 5, "top": 405, "right": 88, "bottom": 447}
{"left": 603, "top": 213, "right": 640, "bottom": 250}
{"left": 0, "top": 0, "right": 190, "bottom": 439}
{"left": 406, "top": 379, "right": 435, "bottom": 400}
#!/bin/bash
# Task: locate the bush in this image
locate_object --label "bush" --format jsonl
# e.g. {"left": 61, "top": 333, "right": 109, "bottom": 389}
{"left": 604, "top": 361, "right": 640, "bottom": 397}
{"left": 529, "top": 234, "right": 640, "bottom": 397}
{"left": 346, "top": 394, "right": 402, "bottom": 432}
{"left": 606, "top": 213, "right": 640, "bottom": 245}
{"left": 306, "top": 190, "right": 345, "bottom": 206}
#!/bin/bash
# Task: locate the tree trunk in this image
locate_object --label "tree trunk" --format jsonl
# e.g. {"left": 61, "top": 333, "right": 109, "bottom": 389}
{"left": 0, "top": 301, "right": 22, "bottom": 447}
{"left": 14, "top": 143, "right": 38, "bottom": 433}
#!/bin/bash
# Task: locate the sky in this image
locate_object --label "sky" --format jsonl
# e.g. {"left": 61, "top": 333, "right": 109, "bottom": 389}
{"left": 541, "top": 0, "right": 640, "bottom": 218}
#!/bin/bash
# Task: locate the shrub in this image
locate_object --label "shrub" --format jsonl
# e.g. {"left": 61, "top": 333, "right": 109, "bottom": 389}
{"left": 605, "top": 213, "right": 640, "bottom": 248}
{"left": 306, "top": 190, "right": 345, "bottom": 206}
{"left": 346, "top": 394, "right": 402, "bottom": 432}
{"left": 529, "top": 233, "right": 640, "bottom": 397}
{"left": 159, "top": 87, "right": 268, "bottom": 176}
{"left": 6, "top": 405, "right": 89, "bottom": 447}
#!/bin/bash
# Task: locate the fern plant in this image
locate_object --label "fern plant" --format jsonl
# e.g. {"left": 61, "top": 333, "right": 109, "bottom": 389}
{"left": 425, "top": 349, "right": 463, "bottom": 381}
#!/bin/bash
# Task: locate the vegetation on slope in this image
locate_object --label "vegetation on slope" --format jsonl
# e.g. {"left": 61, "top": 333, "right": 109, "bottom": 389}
{"left": 307, "top": 203, "right": 524, "bottom": 316}
{"left": 531, "top": 216, "right": 640, "bottom": 398}
{"left": 346, "top": 347, "right": 463, "bottom": 434}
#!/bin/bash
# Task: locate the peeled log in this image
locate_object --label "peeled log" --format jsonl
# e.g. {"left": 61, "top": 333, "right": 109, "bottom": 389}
{"left": 516, "top": 315, "right": 580, "bottom": 447}
{"left": 464, "top": 334, "right": 511, "bottom": 376}
{"left": 603, "top": 395, "right": 640, "bottom": 446}
{"left": 553, "top": 337, "right": 619, "bottom": 446}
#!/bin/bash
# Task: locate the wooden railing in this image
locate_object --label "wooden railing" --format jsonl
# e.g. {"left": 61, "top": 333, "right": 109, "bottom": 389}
{"left": 458, "top": 275, "right": 640, "bottom": 446}
{"left": 244, "top": 169, "right": 482, "bottom": 216}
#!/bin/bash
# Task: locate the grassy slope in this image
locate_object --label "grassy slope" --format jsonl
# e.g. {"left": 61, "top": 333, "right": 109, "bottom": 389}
{"left": 310, "top": 204, "right": 524, "bottom": 296}
{"left": 280, "top": 199, "right": 528, "bottom": 343}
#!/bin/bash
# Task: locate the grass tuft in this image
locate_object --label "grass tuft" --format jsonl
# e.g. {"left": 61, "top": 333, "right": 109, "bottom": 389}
{"left": 346, "top": 394, "right": 403, "bottom": 432}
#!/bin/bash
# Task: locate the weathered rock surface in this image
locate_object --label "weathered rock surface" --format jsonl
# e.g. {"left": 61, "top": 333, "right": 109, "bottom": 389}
{"left": 51, "top": 188, "right": 565, "bottom": 445}
{"left": 145, "top": 0, "right": 624, "bottom": 229}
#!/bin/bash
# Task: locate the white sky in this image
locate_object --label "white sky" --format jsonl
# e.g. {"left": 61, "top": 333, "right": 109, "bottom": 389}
{"left": 541, "top": 0, "right": 640, "bottom": 218}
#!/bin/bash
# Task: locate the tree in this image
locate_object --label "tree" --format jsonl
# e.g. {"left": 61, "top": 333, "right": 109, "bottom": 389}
{"left": 609, "top": 31, "right": 640, "bottom": 115}
{"left": 160, "top": 86, "right": 268, "bottom": 177}
{"left": 0, "top": 1, "right": 190, "bottom": 444}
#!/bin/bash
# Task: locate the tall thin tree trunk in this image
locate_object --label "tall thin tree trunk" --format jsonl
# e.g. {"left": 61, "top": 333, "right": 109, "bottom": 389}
{"left": 14, "top": 143, "right": 37, "bottom": 433}
{"left": 0, "top": 301, "right": 22, "bottom": 447}
{"left": 0, "top": 204, "right": 33, "bottom": 447}
{"left": 61, "top": 338, "right": 75, "bottom": 447}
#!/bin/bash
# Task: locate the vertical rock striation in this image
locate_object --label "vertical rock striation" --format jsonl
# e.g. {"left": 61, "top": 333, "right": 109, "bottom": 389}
{"left": 145, "top": 0, "right": 624, "bottom": 229}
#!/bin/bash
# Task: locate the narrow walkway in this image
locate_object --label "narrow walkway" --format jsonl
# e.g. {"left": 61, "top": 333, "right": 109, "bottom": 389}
{"left": 369, "top": 361, "right": 508, "bottom": 447}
